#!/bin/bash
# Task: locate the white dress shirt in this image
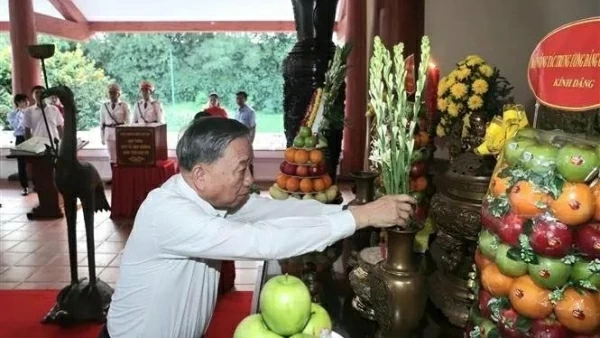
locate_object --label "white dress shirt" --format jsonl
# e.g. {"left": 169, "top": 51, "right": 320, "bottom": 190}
{"left": 132, "top": 99, "right": 164, "bottom": 125}
{"left": 107, "top": 174, "right": 355, "bottom": 338}
{"left": 100, "top": 101, "right": 130, "bottom": 141}
{"left": 22, "top": 104, "right": 64, "bottom": 141}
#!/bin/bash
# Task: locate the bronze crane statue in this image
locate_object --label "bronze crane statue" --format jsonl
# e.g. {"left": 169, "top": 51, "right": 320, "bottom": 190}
{"left": 41, "top": 85, "right": 113, "bottom": 326}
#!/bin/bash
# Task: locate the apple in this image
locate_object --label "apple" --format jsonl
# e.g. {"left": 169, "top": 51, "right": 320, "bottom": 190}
{"left": 528, "top": 256, "right": 572, "bottom": 289}
{"left": 479, "top": 319, "right": 499, "bottom": 338}
{"left": 292, "top": 194, "right": 303, "bottom": 199}
{"left": 260, "top": 274, "right": 312, "bottom": 336}
{"left": 495, "top": 243, "right": 528, "bottom": 277}
{"left": 269, "top": 186, "right": 289, "bottom": 200}
{"left": 410, "top": 191, "right": 426, "bottom": 204}
{"left": 302, "top": 303, "right": 332, "bottom": 336}
{"left": 478, "top": 230, "right": 500, "bottom": 260}
{"left": 475, "top": 248, "right": 493, "bottom": 271}
{"left": 302, "top": 194, "right": 314, "bottom": 200}
{"left": 280, "top": 161, "right": 287, "bottom": 173}
{"left": 316, "top": 163, "right": 328, "bottom": 175}
{"left": 521, "top": 143, "right": 559, "bottom": 174}
{"left": 299, "top": 126, "right": 312, "bottom": 138}
{"left": 296, "top": 166, "right": 308, "bottom": 177}
{"left": 283, "top": 163, "right": 298, "bottom": 176}
{"left": 314, "top": 192, "right": 328, "bottom": 204}
{"left": 234, "top": 314, "right": 284, "bottom": 338}
{"left": 324, "top": 185, "right": 338, "bottom": 202}
{"left": 410, "top": 162, "right": 426, "bottom": 178}
{"left": 574, "top": 222, "right": 600, "bottom": 259}
{"left": 414, "top": 205, "right": 428, "bottom": 221}
{"left": 478, "top": 289, "right": 493, "bottom": 319}
{"left": 308, "top": 166, "right": 320, "bottom": 176}
{"left": 531, "top": 317, "right": 570, "bottom": 338}
{"left": 499, "top": 308, "right": 528, "bottom": 338}
{"left": 293, "top": 136, "right": 305, "bottom": 148}
{"left": 411, "top": 149, "right": 425, "bottom": 163}
{"left": 529, "top": 219, "right": 573, "bottom": 258}
{"left": 571, "top": 259, "right": 600, "bottom": 289}
{"left": 556, "top": 144, "right": 599, "bottom": 183}
{"left": 289, "top": 334, "right": 312, "bottom": 338}
{"left": 497, "top": 212, "right": 526, "bottom": 247}
{"left": 304, "top": 136, "right": 317, "bottom": 148}
{"left": 504, "top": 136, "right": 538, "bottom": 166}
{"left": 482, "top": 203, "right": 502, "bottom": 233}
{"left": 516, "top": 128, "right": 538, "bottom": 139}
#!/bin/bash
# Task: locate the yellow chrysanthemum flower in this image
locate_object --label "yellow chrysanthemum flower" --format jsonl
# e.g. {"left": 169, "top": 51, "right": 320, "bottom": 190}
{"left": 467, "top": 57, "right": 485, "bottom": 66}
{"left": 436, "top": 125, "right": 446, "bottom": 137}
{"left": 437, "top": 77, "right": 449, "bottom": 96}
{"left": 437, "top": 98, "right": 448, "bottom": 112}
{"left": 447, "top": 102, "right": 459, "bottom": 117}
{"left": 472, "top": 79, "right": 489, "bottom": 95}
{"left": 450, "top": 83, "right": 468, "bottom": 99}
{"left": 466, "top": 55, "right": 482, "bottom": 60}
{"left": 479, "top": 64, "right": 494, "bottom": 77}
{"left": 445, "top": 76, "right": 456, "bottom": 88}
{"left": 456, "top": 68, "right": 471, "bottom": 80}
{"left": 468, "top": 95, "right": 484, "bottom": 110}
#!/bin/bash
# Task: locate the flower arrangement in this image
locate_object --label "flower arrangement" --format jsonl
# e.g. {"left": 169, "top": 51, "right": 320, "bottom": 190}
{"left": 368, "top": 36, "right": 431, "bottom": 196}
{"left": 435, "top": 55, "right": 513, "bottom": 140}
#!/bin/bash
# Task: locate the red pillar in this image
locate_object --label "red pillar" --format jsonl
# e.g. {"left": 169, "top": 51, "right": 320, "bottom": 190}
{"left": 9, "top": 0, "right": 41, "bottom": 95}
{"left": 340, "top": 0, "right": 367, "bottom": 176}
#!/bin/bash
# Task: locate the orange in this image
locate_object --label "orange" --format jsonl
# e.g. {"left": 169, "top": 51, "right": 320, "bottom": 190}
{"left": 276, "top": 174, "right": 288, "bottom": 189}
{"left": 474, "top": 248, "right": 492, "bottom": 271}
{"left": 508, "top": 181, "right": 551, "bottom": 218}
{"left": 309, "top": 149, "right": 324, "bottom": 164}
{"left": 550, "top": 183, "right": 595, "bottom": 226}
{"left": 299, "top": 178, "right": 313, "bottom": 193}
{"left": 296, "top": 166, "right": 308, "bottom": 177}
{"left": 554, "top": 287, "right": 600, "bottom": 334}
{"left": 480, "top": 263, "right": 514, "bottom": 297}
{"left": 418, "top": 131, "right": 431, "bottom": 147}
{"left": 490, "top": 172, "right": 511, "bottom": 197}
{"left": 591, "top": 183, "right": 600, "bottom": 221}
{"left": 284, "top": 148, "right": 296, "bottom": 163}
{"left": 313, "top": 178, "right": 326, "bottom": 192}
{"left": 322, "top": 174, "right": 333, "bottom": 189}
{"left": 294, "top": 150, "right": 309, "bottom": 164}
{"left": 509, "top": 275, "right": 553, "bottom": 319}
{"left": 410, "top": 176, "right": 428, "bottom": 192}
{"left": 285, "top": 177, "right": 300, "bottom": 192}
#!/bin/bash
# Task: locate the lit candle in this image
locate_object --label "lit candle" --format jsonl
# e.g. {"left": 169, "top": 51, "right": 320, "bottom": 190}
{"left": 426, "top": 62, "right": 440, "bottom": 131}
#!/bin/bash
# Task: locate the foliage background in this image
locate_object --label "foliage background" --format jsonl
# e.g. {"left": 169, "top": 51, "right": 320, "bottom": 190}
{"left": 0, "top": 32, "right": 295, "bottom": 131}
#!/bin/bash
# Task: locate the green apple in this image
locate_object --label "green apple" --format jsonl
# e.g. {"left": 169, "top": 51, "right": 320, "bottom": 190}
{"left": 479, "top": 319, "right": 499, "bottom": 338}
{"left": 528, "top": 256, "right": 572, "bottom": 289}
{"left": 495, "top": 244, "right": 527, "bottom": 277}
{"left": 233, "top": 314, "right": 283, "bottom": 338}
{"left": 302, "top": 303, "right": 332, "bottom": 336}
{"left": 556, "top": 144, "right": 599, "bottom": 182}
{"left": 292, "top": 194, "right": 303, "bottom": 199}
{"left": 299, "top": 126, "right": 312, "bottom": 138}
{"left": 516, "top": 128, "right": 538, "bottom": 139}
{"left": 521, "top": 143, "right": 559, "bottom": 174}
{"left": 314, "top": 192, "right": 328, "bottom": 204}
{"left": 571, "top": 259, "right": 600, "bottom": 289}
{"left": 293, "top": 136, "right": 305, "bottom": 148}
{"left": 260, "top": 274, "right": 312, "bottom": 336}
{"left": 302, "top": 194, "right": 315, "bottom": 200}
{"left": 503, "top": 137, "right": 537, "bottom": 166}
{"left": 478, "top": 230, "right": 499, "bottom": 260}
{"left": 304, "top": 136, "right": 317, "bottom": 148}
{"left": 324, "top": 185, "right": 338, "bottom": 202}
{"left": 289, "top": 334, "right": 313, "bottom": 338}
{"left": 269, "top": 186, "right": 289, "bottom": 200}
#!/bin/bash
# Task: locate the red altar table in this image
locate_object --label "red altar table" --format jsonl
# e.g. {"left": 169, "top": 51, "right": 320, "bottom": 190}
{"left": 110, "top": 159, "right": 178, "bottom": 219}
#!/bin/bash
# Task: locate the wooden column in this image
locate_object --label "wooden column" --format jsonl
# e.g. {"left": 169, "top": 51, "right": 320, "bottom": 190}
{"left": 340, "top": 0, "right": 367, "bottom": 176}
{"left": 8, "top": 0, "right": 41, "bottom": 95}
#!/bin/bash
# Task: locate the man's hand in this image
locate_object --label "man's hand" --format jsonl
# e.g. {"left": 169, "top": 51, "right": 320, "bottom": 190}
{"left": 349, "top": 195, "right": 416, "bottom": 230}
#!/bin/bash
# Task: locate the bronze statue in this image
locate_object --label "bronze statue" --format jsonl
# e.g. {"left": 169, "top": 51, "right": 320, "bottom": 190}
{"left": 42, "top": 85, "right": 113, "bottom": 326}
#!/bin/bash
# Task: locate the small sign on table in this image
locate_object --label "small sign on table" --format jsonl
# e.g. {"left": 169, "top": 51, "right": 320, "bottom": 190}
{"left": 116, "top": 123, "right": 167, "bottom": 167}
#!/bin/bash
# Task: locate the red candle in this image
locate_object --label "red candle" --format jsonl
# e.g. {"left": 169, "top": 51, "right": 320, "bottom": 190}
{"left": 425, "top": 63, "right": 440, "bottom": 130}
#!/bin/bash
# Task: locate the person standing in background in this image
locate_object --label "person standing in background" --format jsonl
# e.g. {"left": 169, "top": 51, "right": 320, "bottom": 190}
{"left": 23, "top": 85, "right": 64, "bottom": 141}
{"left": 132, "top": 81, "right": 164, "bottom": 125}
{"left": 8, "top": 94, "right": 30, "bottom": 195}
{"left": 100, "top": 83, "right": 130, "bottom": 176}
{"left": 50, "top": 95, "right": 64, "bottom": 117}
{"left": 234, "top": 91, "right": 256, "bottom": 144}
{"left": 202, "top": 93, "right": 228, "bottom": 118}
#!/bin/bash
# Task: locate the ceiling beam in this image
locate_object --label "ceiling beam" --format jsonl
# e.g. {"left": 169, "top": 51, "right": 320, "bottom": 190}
{"left": 47, "top": 0, "right": 87, "bottom": 23}
{"left": 87, "top": 21, "right": 298, "bottom": 32}
{"left": 34, "top": 13, "right": 91, "bottom": 41}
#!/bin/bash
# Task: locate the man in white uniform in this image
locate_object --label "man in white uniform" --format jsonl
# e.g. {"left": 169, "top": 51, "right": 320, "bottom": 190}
{"left": 23, "top": 85, "right": 64, "bottom": 142}
{"left": 103, "top": 117, "right": 415, "bottom": 338}
{"left": 132, "top": 81, "right": 164, "bottom": 125}
{"left": 100, "top": 83, "right": 130, "bottom": 164}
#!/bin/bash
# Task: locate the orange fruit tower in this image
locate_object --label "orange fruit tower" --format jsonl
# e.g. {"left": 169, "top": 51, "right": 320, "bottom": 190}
{"left": 470, "top": 127, "right": 600, "bottom": 337}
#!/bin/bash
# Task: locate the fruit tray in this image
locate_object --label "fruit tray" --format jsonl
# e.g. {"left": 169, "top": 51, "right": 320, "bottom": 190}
{"left": 284, "top": 159, "right": 323, "bottom": 167}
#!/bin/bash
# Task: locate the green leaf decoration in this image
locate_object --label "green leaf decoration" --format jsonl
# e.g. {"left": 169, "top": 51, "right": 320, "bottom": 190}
{"left": 469, "top": 326, "right": 481, "bottom": 338}
{"left": 489, "top": 297, "right": 510, "bottom": 322}
{"left": 549, "top": 286, "right": 567, "bottom": 305}
{"left": 515, "top": 316, "right": 532, "bottom": 333}
{"left": 523, "top": 219, "right": 534, "bottom": 235}
{"left": 578, "top": 280, "right": 599, "bottom": 292}
{"left": 488, "top": 327, "right": 500, "bottom": 338}
{"left": 589, "top": 259, "right": 600, "bottom": 273}
{"left": 488, "top": 196, "right": 510, "bottom": 217}
{"left": 561, "top": 255, "right": 577, "bottom": 265}
{"left": 507, "top": 248, "right": 523, "bottom": 261}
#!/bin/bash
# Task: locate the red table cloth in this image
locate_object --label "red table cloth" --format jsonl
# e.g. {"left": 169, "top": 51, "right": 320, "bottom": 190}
{"left": 110, "top": 160, "right": 178, "bottom": 219}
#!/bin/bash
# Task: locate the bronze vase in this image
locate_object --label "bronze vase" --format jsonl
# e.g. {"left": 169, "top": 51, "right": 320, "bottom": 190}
{"left": 370, "top": 225, "right": 428, "bottom": 338}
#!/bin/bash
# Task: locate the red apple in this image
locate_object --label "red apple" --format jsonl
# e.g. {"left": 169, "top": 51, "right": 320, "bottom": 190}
{"left": 478, "top": 289, "right": 493, "bottom": 319}
{"left": 529, "top": 219, "right": 573, "bottom": 258}
{"left": 414, "top": 205, "right": 428, "bottom": 221}
{"left": 280, "top": 161, "right": 287, "bottom": 173}
{"left": 497, "top": 212, "right": 526, "bottom": 247}
{"left": 317, "top": 163, "right": 328, "bottom": 175}
{"left": 308, "top": 165, "right": 320, "bottom": 176}
{"left": 283, "top": 163, "right": 298, "bottom": 176}
{"left": 499, "top": 308, "right": 527, "bottom": 338}
{"left": 531, "top": 317, "right": 570, "bottom": 338}
{"left": 574, "top": 222, "right": 600, "bottom": 259}
{"left": 410, "top": 162, "right": 426, "bottom": 178}
{"left": 482, "top": 203, "right": 502, "bottom": 233}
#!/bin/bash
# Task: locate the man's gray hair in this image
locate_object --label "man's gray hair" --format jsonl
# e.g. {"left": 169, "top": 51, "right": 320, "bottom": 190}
{"left": 176, "top": 117, "right": 250, "bottom": 171}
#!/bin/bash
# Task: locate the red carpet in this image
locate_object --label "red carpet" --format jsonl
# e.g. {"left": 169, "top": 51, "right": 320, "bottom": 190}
{"left": 0, "top": 290, "right": 252, "bottom": 338}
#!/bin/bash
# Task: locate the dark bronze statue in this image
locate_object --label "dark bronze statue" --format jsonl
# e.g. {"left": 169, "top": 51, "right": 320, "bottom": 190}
{"left": 42, "top": 85, "right": 113, "bottom": 326}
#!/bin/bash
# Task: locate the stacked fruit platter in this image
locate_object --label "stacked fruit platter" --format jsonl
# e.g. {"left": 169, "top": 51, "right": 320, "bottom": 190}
{"left": 469, "top": 128, "right": 600, "bottom": 337}
{"left": 409, "top": 129, "right": 435, "bottom": 222}
{"left": 270, "top": 126, "right": 340, "bottom": 204}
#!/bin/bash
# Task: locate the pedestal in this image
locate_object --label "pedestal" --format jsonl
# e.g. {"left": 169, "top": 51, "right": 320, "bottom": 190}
{"left": 116, "top": 123, "right": 167, "bottom": 167}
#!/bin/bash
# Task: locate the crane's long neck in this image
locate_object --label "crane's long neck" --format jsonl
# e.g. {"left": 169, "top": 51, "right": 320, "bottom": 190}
{"left": 58, "top": 96, "right": 77, "bottom": 161}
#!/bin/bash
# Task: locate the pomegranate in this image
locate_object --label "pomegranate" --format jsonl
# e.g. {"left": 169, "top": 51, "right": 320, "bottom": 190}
{"left": 478, "top": 289, "right": 493, "bottom": 319}
{"left": 498, "top": 308, "right": 528, "bottom": 338}
{"left": 531, "top": 317, "right": 570, "bottom": 338}
{"left": 575, "top": 222, "right": 600, "bottom": 259}
{"left": 497, "top": 212, "right": 527, "bottom": 246}
{"left": 529, "top": 218, "right": 573, "bottom": 257}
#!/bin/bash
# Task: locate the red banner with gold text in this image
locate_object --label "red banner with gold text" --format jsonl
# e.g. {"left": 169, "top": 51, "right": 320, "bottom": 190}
{"left": 528, "top": 17, "right": 600, "bottom": 111}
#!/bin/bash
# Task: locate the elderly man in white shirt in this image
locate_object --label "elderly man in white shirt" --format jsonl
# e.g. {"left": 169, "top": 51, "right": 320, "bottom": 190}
{"left": 103, "top": 117, "right": 415, "bottom": 338}
{"left": 23, "top": 85, "right": 64, "bottom": 142}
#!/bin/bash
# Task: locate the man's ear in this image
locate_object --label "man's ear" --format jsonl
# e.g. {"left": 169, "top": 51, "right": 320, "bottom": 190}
{"left": 190, "top": 164, "right": 208, "bottom": 191}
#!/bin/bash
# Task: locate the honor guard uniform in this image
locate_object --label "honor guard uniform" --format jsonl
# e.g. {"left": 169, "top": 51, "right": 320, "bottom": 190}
{"left": 100, "top": 83, "right": 131, "bottom": 163}
{"left": 132, "top": 81, "right": 164, "bottom": 125}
